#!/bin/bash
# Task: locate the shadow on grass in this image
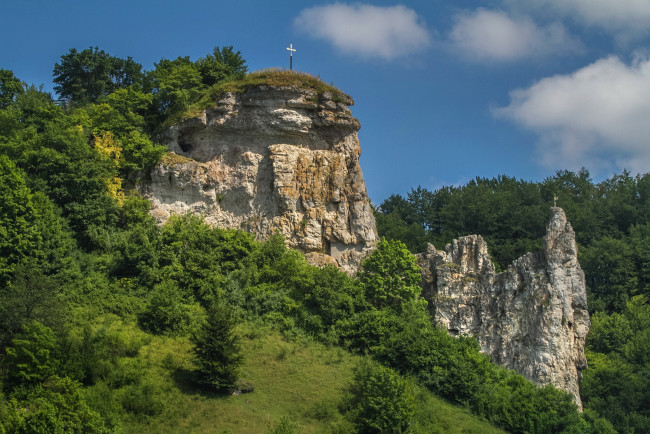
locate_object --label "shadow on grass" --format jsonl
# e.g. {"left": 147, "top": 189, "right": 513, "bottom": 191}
{"left": 172, "top": 368, "right": 223, "bottom": 398}
{"left": 171, "top": 368, "right": 253, "bottom": 400}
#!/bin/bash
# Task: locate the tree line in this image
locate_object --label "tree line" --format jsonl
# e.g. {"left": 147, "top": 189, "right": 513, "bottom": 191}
{"left": 376, "top": 171, "right": 650, "bottom": 433}
{"left": 0, "top": 46, "right": 621, "bottom": 432}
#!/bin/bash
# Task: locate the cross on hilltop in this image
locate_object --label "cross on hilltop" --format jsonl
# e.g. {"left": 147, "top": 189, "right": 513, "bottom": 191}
{"left": 286, "top": 43, "right": 296, "bottom": 71}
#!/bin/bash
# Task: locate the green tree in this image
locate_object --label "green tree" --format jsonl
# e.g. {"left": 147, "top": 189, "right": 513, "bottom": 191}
{"left": 192, "top": 302, "right": 243, "bottom": 392}
{"left": 358, "top": 238, "right": 422, "bottom": 311}
{"left": 157, "top": 214, "right": 257, "bottom": 303}
{"left": 581, "top": 236, "right": 638, "bottom": 312}
{"left": 0, "top": 263, "right": 66, "bottom": 353}
{"left": 0, "top": 69, "right": 23, "bottom": 109}
{"left": 196, "top": 46, "right": 247, "bottom": 86}
{"left": 4, "top": 321, "right": 59, "bottom": 388}
{"left": 345, "top": 359, "right": 415, "bottom": 433}
{"left": 147, "top": 46, "right": 248, "bottom": 129}
{"left": 139, "top": 281, "right": 194, "bottom": 336}
{"left": 147, "top": 56, "right": 204, "bottom": 125}
{"left": 53, "top": 47, "right": 143, "bottom": 105}
{"left": 0, "top": 155, "right": 42, "bottom": 284}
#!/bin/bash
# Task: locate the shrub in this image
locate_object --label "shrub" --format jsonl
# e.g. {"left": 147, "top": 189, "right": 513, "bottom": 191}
{"left": 344, "top": 359, "right": 415, "bottom": 433}
{"left": 139, "top": 280, "right": 195, "bottom": 336}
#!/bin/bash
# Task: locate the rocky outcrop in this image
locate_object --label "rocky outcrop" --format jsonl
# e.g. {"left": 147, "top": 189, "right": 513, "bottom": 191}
{"left": 417, "top": 208, "right": 589, "bottom": 408}
{"left": 141, "top": 83, "right": 377, "bottom": 272}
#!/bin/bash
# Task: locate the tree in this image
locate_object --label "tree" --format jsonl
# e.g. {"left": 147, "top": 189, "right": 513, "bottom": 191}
{"left": 4, "top": 320, "right": 59, "bottom": 388}
{"left": 345, "top": 359, "right": 415, "bottom": 433}
{"left": 147, "top": 46, "right": 248, "bottom": 129}
{"left": 0, "top": 156, "right": 42, "bottom": 284}
{"left": 0, "top": 263, "right": 66, "bottom": 353}
{"left": 147, "top": 56, "right": 204, "bottom": 124}
{"left": 139, "top": 281, "right": 193, "bottom": 336}
{"left": 53, "top": 47, "right": 143, "bottom": 105}
{"left": 358, "top": 238, "right": 422, "bottom": 311}
{"left": 0, "top": 69, "right": 23, "bottom": 109}
{"left": 192, "top": 302, "right": 243, "bottom": 392}
{"left": 196, "top": 46, "right": 247, "bottom": 86}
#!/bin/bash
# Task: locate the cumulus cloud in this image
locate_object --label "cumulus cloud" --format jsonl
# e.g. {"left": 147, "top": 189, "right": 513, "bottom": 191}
{"left": 494, "top": 56, "right": 650, "bottom": 174}
{"left": 294, "top": 4, "right": 430, "bottom": 60}
{"left": 448, "top": 9, "right": 582, "bottom": 62}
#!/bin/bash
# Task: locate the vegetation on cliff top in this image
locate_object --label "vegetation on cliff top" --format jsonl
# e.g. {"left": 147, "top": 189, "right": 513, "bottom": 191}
{"left": 165, "top": 69, "right": 350, "bottom": 130}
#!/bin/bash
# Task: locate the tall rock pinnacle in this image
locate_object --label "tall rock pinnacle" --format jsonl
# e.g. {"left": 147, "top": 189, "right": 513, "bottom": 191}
{"left": 417, "top": 207, "right": 590, "bottom": 408}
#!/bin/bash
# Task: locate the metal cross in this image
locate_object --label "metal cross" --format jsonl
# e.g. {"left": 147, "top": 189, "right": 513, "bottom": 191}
{"left": 554, "top": 195, "right": 558, "bottom": 207}
{"left": 286, "top": 43, "right": 296, "bottom": 71}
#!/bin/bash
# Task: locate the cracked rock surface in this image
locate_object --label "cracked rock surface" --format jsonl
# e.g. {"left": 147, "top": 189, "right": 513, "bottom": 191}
{"left": 417, "top": 208, "right": 590, "bottom": 408}
{"left": 141, "top": 85, "right": 377, "bottom": 273}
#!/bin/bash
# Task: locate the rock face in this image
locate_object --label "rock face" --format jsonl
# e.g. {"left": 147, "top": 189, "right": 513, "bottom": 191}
{"left": 417, "top": 208, "right": 590, "bottom": 408}
{"left": 141, "top": 84, "right": 377, "bottom": 272}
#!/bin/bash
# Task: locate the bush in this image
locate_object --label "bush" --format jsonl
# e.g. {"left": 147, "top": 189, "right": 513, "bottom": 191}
{"left": 4, "top": 321, "right": 59, "bottom": 389}
{"left": 139, "top": 281, "right": 195, "bottom": 336}
{"left": 344, "top": 359, "right": 415, "bottom": 433}
{"left": 120, "top": 381, "right": 164, "bottom": 417}
{"left": 1, "top": 376, "right": 108, "bottom": 433}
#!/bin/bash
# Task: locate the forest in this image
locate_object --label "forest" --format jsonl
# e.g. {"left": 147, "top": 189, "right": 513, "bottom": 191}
{"left": 0, "top": 46, "right": 644, "bottom": 432}
{"left": 377, "top": 172, "right": 650, "bottom": 433}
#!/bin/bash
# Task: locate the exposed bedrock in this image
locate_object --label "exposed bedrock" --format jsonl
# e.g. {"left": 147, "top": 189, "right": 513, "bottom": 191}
{"left": 417, "top": 208, "right": 589, "bottom": 408}
{"left": 141, "top": 85, "right": 377, "bottom": 273}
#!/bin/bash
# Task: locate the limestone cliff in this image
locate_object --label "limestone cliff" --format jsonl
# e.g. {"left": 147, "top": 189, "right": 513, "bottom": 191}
{"left": 140, "top": 75, "right": 588, "bottom": 407}
{"left": 141, "top": 78, "right": 377, "bottom": 272}
{"left": 417, "top": 208, "right": 589, "bottom": 408}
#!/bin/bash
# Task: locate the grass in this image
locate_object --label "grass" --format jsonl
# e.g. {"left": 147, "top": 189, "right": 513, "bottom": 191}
{"left": 163, "top": 69, "right": 350, "bottom": 130}
{"left": 115, "top": 322, "right": 504, "bottom": 433}
{"left": 160, "top": 151, "right": 195, "bottom": 166}
{"left": 214, "top": 69, "right": 347, "bottom": 97}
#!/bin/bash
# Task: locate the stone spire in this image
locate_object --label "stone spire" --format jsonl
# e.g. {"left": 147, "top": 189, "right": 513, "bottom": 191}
{"left": 417, "top": 207, "right": 590, "bottom": 409}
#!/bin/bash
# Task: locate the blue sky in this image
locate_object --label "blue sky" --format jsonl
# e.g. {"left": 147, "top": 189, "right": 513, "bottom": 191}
{"left": 2, "top": 1, "right": 650, "bottom": 203}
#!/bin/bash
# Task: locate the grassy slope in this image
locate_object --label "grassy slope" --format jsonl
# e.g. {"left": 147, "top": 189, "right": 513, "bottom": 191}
{"left": 118, "top": 323, "right": 504, "bottom": 434}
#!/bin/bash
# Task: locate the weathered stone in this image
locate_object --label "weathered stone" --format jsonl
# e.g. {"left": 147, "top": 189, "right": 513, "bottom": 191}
{"left": 141, "top": 85, "right": 377, "bottom": 273}
{"left": 140, "top": 81, "right": 589, "bottom": 409}
{"left": 417, "top": 207, "right": 589, "bottom": 409}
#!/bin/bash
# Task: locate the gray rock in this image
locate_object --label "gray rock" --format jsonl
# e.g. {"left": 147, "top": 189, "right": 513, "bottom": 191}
{"left": 417, "top": 207, "right": 589, "bottom": 409}
{"left": 140, "top": 85, "right": 377, "bottom": 273}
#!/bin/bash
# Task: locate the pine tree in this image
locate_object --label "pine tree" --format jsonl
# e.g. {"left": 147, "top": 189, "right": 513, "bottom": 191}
{"left": 192, "top": 302, "right": 243, "bottom": 392}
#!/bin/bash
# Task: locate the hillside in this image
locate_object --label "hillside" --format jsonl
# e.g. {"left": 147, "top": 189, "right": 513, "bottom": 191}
{"left": 0, "top": 48, "right": 615, "bottom": 433}
{"left": 377, "top": 173, "right": 650, "bottom": 433}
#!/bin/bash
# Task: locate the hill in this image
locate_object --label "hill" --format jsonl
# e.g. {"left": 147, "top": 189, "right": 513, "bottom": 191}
{"left": 0, "top": 49, "right": 612, "bottom": 433}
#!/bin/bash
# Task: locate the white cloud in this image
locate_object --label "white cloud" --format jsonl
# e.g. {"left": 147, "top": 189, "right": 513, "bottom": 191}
{"left": 494, "top": 56, "right": 650, "bottom": 174}
{"left": 294, "top": 4, "right": 430, "bottom": 60}
{"left": 448, "top": 9, "right": 581, "bottom": 62}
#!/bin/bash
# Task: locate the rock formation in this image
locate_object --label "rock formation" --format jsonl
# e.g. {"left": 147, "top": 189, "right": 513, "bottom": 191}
{"left": 140, "top": 75, "right": 589, "bottom": 407}
{"left": 141, "top": 81, "right": 377, "bottom": 272}
{"left": 417, "top": 208, "right": 590, "bottom": 408}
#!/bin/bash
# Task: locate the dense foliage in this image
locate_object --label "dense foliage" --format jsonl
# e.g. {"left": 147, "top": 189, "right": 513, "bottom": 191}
{"left": 0, "top": 47, "right": 619, "bottom": 432}
{"left": 53, "top": 47, "right": 144, "bottom": 106}
{"left": 377, "top": 171, "right": 650, "bottom": 432}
